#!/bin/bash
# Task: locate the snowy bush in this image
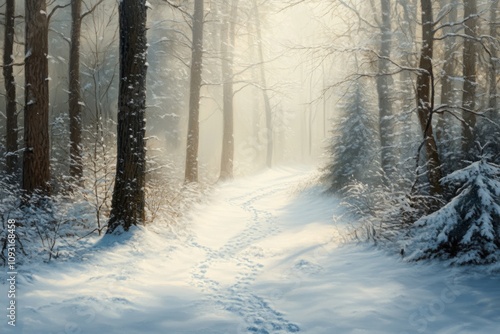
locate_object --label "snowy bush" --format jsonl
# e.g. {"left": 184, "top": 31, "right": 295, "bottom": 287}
{"left": 321, "top": 80, "right": 380, "bottom": 192}
{"left": 336, "top": 180, "right": 421, "bottom": 245}
{"left": 80, "top": 125, "right": 117, "bottom": 235}
{"left": 0, "top": 185, "right": 95, "bottom": 264}
{"left": 0, "top": 176, "right": 206, "bottom": 266}
{"left": 405, "top": 157, "right": 500, "bottom": 265}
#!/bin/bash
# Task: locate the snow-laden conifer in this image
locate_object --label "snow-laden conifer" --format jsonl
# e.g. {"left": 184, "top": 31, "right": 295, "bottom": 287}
{"left": 322, "top": 81, "right": 379, "bottom": 192}
{"left": 406, "top": 153, "right": 500, "bottom": 264}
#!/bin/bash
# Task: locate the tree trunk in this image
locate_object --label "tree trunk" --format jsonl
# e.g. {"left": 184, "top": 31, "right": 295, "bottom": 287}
{"left": 488, "top": 0, "right": 499, "bottom": 116}
{"left": 69, "top": 0, "right": 83, "bottom": 182}
{"left": 184, "top": 0, "right": 204, "bottom": 183}
{"left": 253, "top": 0, "right": 273, "bottom": 168}
{"left": 219, "top": 0, "right": 239, "bottom": 181}
{"left": 3, "top": 0, "right": 17, "bottom": 175}
{"left": 416, "top": 0, "right": 442, "bottom": 196}
{"left": 395, "top": 0, "right": 417, "bottom": 167}
{"left": 437, "top": 0, "right": 458, "bottom": 123}
{"left": 461, "top": 0, "right": 478, "bottom": 158}
{"left": 107, "top": 0, "right": 148, "bottom": 233}
{"left": 23, "top": 0, "right": 50, "bottom": 195}
{"left": 436, "top": 0, "right": 459, "bottom": 172}
{"left": 377, "top": 0, "right": 395, "bottom": 180}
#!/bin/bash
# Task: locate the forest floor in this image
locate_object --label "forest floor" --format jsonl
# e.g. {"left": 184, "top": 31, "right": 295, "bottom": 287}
{"left": 1, "top": 166, "right": 499, "bottom": 334}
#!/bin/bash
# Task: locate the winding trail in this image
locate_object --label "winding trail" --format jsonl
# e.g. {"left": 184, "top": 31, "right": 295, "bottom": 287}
{"left": 187, "top": 175, "right": 305, "bottom": 333}
{"left": 2, "top": 166, "right": 499, "bottom": 334}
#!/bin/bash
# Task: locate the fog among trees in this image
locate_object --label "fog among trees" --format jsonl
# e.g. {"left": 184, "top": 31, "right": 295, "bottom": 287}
{"left": 1, "top": 0, "right": 500, "bottom": 264}
{"left": 1, "top": 1, "right": 500, "bottom": 332}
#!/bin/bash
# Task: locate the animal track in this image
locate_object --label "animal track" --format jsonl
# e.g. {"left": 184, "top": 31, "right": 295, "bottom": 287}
{"left": 189, "top": 183, "right": 300, "bottom": 333}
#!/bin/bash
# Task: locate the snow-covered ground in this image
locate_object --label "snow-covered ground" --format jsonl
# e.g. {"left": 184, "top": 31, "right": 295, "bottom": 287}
{"left": 1, "top": 167, "right": 499, "bottom": 333}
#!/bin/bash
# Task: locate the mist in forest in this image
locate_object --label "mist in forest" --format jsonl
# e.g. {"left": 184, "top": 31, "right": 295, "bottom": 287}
{"left": 143, "top": 1, "right": 346, "bottom": 180}
{"left": 1, "top": 0, "right": 499, "bottom": 248}
{"left": 1, "top": 1, "right": 500, "bottom": 332}
{"left": 0, "top": 1, "right": 359, "bottom": 185}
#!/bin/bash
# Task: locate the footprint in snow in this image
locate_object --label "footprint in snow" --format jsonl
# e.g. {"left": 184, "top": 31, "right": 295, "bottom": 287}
{"left": 293, "top": 259, "right": 323, "bottom": 275}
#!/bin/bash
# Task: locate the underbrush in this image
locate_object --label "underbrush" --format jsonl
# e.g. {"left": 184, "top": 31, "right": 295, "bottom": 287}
{"left": 326, "top": 156, "right": 500, "bottom": 266}
{"left": 0, "top": 170, "right": 210, "bottom": 266}
{"left": 330, "top": 180, "right": 427, "bottom": 249}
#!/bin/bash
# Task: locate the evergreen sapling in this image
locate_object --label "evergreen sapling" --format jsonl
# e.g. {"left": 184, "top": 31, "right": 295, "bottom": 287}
{"left": 322, "top": 81, "right": 379, "bottom": 192}
{"left": 406, "top": 154, "right": 500, "bottom": 264}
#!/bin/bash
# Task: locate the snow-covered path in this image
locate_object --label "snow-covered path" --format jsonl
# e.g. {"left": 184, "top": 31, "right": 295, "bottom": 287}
{"left": 2, "top": 167, "right": 500, "bottom": 334}
{"left": 187, "top": 184, "right": 300, "bottom": 333}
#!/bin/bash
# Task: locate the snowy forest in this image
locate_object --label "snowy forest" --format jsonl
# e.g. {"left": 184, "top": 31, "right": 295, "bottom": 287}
{"left": 1, "top": 0, "right": 499, "bottom": 333}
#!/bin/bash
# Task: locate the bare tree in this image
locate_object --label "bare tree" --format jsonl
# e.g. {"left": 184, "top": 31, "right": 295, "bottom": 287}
{"left": 416, "top": 0, "right": 442, "bottom": 195}
{"left": 461, "top": 0, "right": 479, "bottom": 157}
{"left": 487, "top": 0, "right": 499, "bottom": 116}
{"left": 253, "top": 0, "right": 273, "bottom": 168}
{"left": 23, "top": 0, "right": 51, "bottom": 195}
{"left": 69, "top": 0, "right": 84, "bottom": 182}
{"left": 107, "top": 0, "right": 148, "bottom": 233}
{"left": 68, "top": 0, "right": 105, "bottom": 184}
{"left": 376, "top": 0, "right": 396, "bottom": 180}
{"left": 219, "top": 0, "right": 239, "bottom": 181}
{"left": 435, "top": 0, "right": 459, "bottom": 172}
{"left": 185, "top": 0, "right": 204, "bottom": 183}
{"left": 3, "top": 0, "right": 17, "bottom": 175}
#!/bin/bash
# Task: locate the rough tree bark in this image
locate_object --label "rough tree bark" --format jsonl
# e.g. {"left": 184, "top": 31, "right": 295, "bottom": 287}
{"left": 461, "top": 0, "right": 479, "bottom": 158}
{"left": 219, "top": 0, "right": 239, "bottom": 181}
{"left": 416, "top": 0, "right": 443, "bottom": 196}
{"left": 23, "top": 0, "right": 51, "bottom": 195}
{"left": 107, "top": 0, "right": 148, "bottom": 233}
{"left": 185, "top": 0, "right": 204, "bottom": 183}
{"left": 253, "top": 0, "right": 273, "bottom": 168}
{"left": 3, "top": 0, "right": 17, "bottom": 175}
{"left": 69, "top": 0, "right": 83, "bottom": 181}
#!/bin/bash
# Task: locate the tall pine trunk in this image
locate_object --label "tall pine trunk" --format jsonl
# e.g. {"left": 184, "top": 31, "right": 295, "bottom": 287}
{"left": 69, "top": 0, "right": 83, "bottom": 182}
{"left": 107, "top": 0, "right": 148, "bottom": 233}
{"left": 23, "top": 0, "right": 50, "bottom": 195}
{"left": 416, "top": 0, "right": 442, "bottom": 196}
{"left": 461, "top": 0, "right": 478, "bottom": 158}
{"left": 219, "top": 0, "right": 239, "bottom": 181}
{"left": 185, "top": 0, "right": 204, "bottom": 183}
{"left": 3, "top": 0, "right": 17, "bottom": 175}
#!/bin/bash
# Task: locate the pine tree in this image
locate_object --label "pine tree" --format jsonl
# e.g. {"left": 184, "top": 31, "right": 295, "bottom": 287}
{"left": 23, "top": 0, "right": 51, "bottom": 195}
{"left": 407, "top": 153, "right": 500, "bottom": 265}
{"left": 322, "top": 81, "right": 379, "bottom": 192}
{"left": 107, "top": 0, "right": 148, "bottom": 233}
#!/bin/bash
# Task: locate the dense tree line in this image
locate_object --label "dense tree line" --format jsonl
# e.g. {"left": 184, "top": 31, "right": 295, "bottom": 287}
{"left": 0, "top": 0, "right": 286, "bottom": 238}
{"left": 323, "top": 0, "right": 500, "bottom": 264}
{"left": 1, "top": 0, "right": 498, "bottom": 264}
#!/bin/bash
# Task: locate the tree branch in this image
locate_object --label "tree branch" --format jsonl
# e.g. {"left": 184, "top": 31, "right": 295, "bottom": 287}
{"left": 81, "top": 0, "right": 105, "bottom": 20}
{"left": 48, "top": 2, "right": 71, "bottom": 23}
